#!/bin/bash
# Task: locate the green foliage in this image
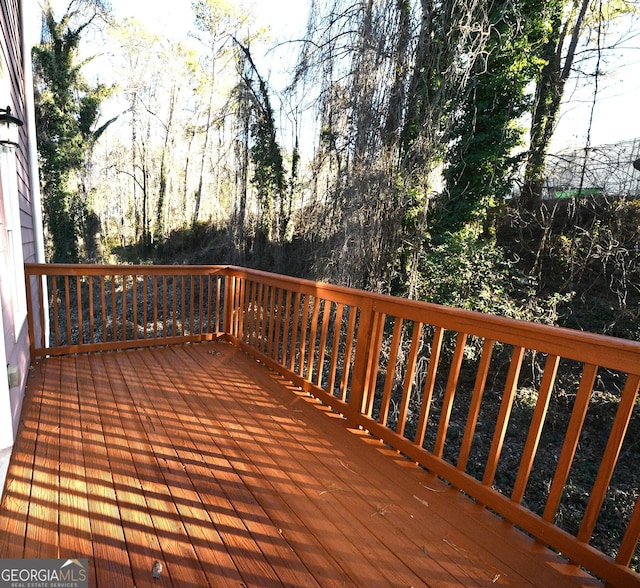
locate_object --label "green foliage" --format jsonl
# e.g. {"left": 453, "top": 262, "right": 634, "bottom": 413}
{"left": 397, "top": 1, "right": 562, "bottom": 305}
{"left": 237, "top": 42, "right": 290, "bottom": 246}
{"left": 438, "top": 0, "right": 553, "bottom": 236}
{"left": 411, "top": 227, "right": 567, "bottom": 324}
{"left": 192, "top": 0, "right": 248, "bottom": 36}
{"left": 416, "top": 230, "right": 514, "bottom": 313}
{"left": 250, "top": 102, "right": 286, "bottom": 238}
{"left": 33, "top": 1, "right": 113, "bottom": 262}
{"left": 521, "top": 0, "right": 565, "bottom": 205}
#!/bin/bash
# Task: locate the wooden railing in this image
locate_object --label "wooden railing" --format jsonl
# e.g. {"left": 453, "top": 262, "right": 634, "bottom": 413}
{"left": 25, "top": 263, "right": 640, "bottom": 587}
{"left": 25, "top": 264, "right": 227, "bottom": 356}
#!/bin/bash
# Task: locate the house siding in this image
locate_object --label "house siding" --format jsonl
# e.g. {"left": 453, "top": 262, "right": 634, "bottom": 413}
{"left": 1, "top": 0, "right": 40, "bottom": 447}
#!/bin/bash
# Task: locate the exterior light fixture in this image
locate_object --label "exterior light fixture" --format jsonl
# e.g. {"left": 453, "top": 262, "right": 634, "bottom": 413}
{"left": 0, "top": 105, "right": 24, "bottom": 148}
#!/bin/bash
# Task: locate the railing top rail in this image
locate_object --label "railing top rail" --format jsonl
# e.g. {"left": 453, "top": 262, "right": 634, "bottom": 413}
{"left": 224, "top": 265, "right": 640, "bottom": 375}
{"left": 25, "top": 263, "right": 640, "bottom": 374}
{"left": 24, "top": 262, "right": 229, "bottom": 276}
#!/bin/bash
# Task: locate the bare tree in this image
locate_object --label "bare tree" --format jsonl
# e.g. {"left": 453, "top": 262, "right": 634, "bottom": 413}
{"left": 191, "top": 0, "right": 251, "bottom": 227}
{"left": 289, "top": 0, "right": 493, "bottom": 291}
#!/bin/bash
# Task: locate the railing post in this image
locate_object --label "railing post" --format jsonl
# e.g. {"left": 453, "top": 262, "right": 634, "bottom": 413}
{"left": 223, "top": 269, "right": 236, "bottom": 338}
{"left": 348, "top": 298, "right": 375, "bottom": 415}
{"left": 24, "top": 267, "right": 36, "bottom": 358}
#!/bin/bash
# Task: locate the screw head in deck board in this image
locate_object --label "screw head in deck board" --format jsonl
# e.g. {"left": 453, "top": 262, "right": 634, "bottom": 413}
{"left": 152, "top": 560, "right": 162, "bottom": 579}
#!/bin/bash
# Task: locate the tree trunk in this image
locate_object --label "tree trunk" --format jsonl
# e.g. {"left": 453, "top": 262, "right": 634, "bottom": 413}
{"left": 156, "top": 87, "right": 176, "bottom": 238}
{"left": 193, "top": 73, "right": 214, "bottom": 228}
{"left": 521, "top": 0, "right": 590, "bottom": 207}
{"left": 235, "top": 95, "right": 250, "bottom": 261}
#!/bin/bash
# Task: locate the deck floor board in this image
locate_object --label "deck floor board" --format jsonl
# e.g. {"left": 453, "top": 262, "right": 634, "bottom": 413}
{"left": 1, "top": 343, "right": 601, "bottom": 587}
{"left": 24, "top": 357, "right": 60, "bottom": 560}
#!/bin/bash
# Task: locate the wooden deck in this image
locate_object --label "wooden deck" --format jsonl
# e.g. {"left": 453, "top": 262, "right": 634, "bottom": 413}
{"left": 0, "top": 342, "right": 602, "bottom": 587}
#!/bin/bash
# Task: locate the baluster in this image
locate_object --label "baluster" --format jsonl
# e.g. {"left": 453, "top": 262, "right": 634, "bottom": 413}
{"left": 189, "top": 274, "right": 195, "bottom": 336}
{"left": 297, "top": 295, "right": 311, "bottom": 376}
{"left": 64, "top": 275, "right": 72, "bottom": 346}
{"left": 339, "top": 306, "right": 357, "bottom": 403}
{"left": 305, "top": 296, "right": 321, "bottom": 381}
{"left": 414, "top": 326, "right": 444, "bottom": 448}
{"left": 266, "top": 286, "right": 280, "bottom": 358}
{"left": 112, "top": 275, "right": 118, "bottom": 341}
{"left": 256, "top": 282, "right": 265, "bottom": 349}
{"left": 483, "top": 345, "right": 525, "bottom": 486}
{"left": 231, "top": 278, "right": 249, "bottom": 340}
{"left": 172, "top": 275, "right": 178, "bottom": 336}
{"left": 142, "top": 275, "right": 148, "bottom": 339}
{"left": 216, "top": 274, "right": 222, "bottom": 335}
{"left": 617, "top": 494, "right": 640, "bottom": 567}
{"left": 348, "top": 299, "right": 375, "bottom": 415}
{"left": 288, "top": 292, "right": 301, "bottom": 372}
{"left": 511, "top": 354, "right": 560, "bottom": 503}
{"left": 396, "top": 321, "right": 423, "bottom": 436}
{"left": 578, "top": 373, "right": 640, "bottom": 543}
{"left": 433, "top": 332, "right": 468, "bottom": 458}
{"left": 100, "top": 276, "right": 107, "bottom": 343}
{"left": 379, "top": 317, "right": 403, "bottom": 426}
{"left": 199, "top": 273, "right": 205, "bottom": 336}
{"left": 76, "top": 275, "right": 83, "bottom": 345}
{"left": 244, "top": 280, "right": 254, "bottom": 343}
{"left": 251, "top": 281, "right": 260, "bottom": 346}
{"left": 263, "top": 284, "right": 271, "bottom": 352}
{"left": 272, "top": 288, "right": 284, "bottom": 362}
{"left": 457, "top": 339, "right": 495, "bottom": 472}
{"left": 152, "top": 275, "right": 159, "bottom": 339}
{"left": 88, "top": 275, "right": 95, "bottom": 344}
{"left": 315, "top": 300, "right": 332, "bottom": 388}
{"left": 543, "top": 363, "right": 598, "bottom": 522}
{"left": 180, "top": 275, "right": 186, "bottom": 336}
{"left": 363, "top": 312, "right": 385, "bottom": 417}
{"left": 131, "top": 275, "right": 137, "bottom": 341}
{"left": 252, "top": 280, "right": 260, "bottom": 346}
{"left": 205, "top": 274, "right": 212, "bottom": 335}
{"left": 123, "top": 274, "right": 128, "bottom": 341}
{"left": 225, "top": 275, "right": 234, "bottom": 338}
{"left": 280, "top": 290, "right": 293, "bottom": 365}
{"left": 52, "top": 276, "right": 60, "bottom": 347}
{"left": 162, "top": 274, "right": 166, "bottom": 338}
{"left": 327, "top": 303, "right": 345, "bottom": 396}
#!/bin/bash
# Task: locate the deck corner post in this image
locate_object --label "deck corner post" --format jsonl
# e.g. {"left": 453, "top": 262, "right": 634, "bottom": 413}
{"left": 24, "top": 266, "right": 36, "bottom": 359}
{"left": 223, "top": 269, "right": 236, "bottom": 338}
{"left": 348, "top": 298, "right": 375, "bottom": 415}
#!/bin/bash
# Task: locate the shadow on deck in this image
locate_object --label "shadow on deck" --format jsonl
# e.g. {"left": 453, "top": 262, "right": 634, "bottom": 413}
{"left": 1, "top": 343, "right": 600, "bottom": 587}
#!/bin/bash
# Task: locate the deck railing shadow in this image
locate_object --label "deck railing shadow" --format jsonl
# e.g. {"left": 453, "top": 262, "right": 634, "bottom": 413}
{"left": 25, "top": 263, "right": 640, "bottom": 588}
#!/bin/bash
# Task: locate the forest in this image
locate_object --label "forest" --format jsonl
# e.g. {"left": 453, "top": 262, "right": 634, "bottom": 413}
{"left": 33, "top": 0, "right": 640, "bottom": 337}
{"left": 30, "top": 0, "right": 640, "bottom": 571}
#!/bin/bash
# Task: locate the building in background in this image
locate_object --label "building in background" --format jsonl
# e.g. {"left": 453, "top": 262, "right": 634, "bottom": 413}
{"left": 544, "top": 139, "right": 640, "bottom": 200}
